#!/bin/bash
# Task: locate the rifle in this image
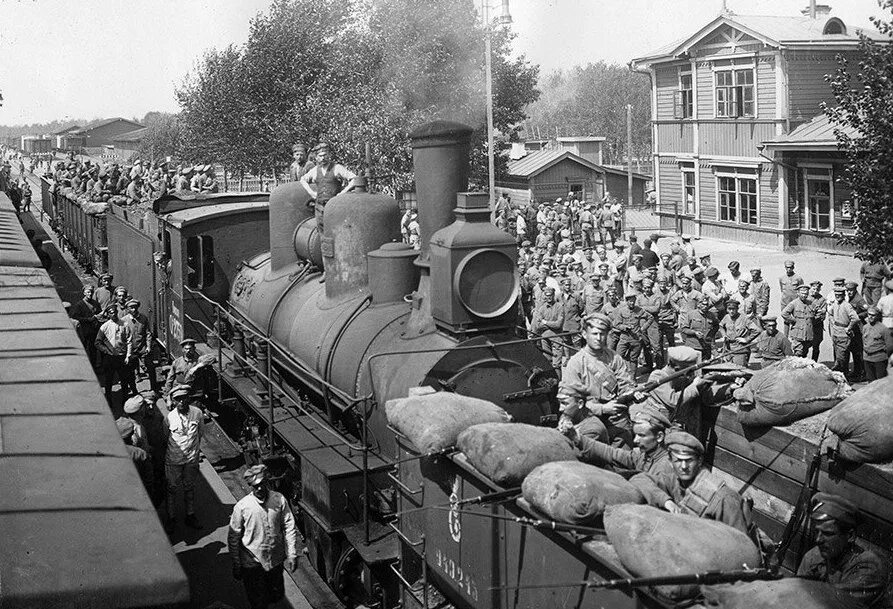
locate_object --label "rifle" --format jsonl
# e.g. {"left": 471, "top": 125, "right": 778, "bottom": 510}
{"left": 490, "top": 567, "right": 780, "bottom": 591}
{"left": 614, "top": 336, "right": 758, "bottom": 406}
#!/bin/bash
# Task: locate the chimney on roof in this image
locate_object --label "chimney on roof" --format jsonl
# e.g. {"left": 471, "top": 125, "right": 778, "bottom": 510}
{"left": 802, "top": 2, "right": 832, "bottom": 18}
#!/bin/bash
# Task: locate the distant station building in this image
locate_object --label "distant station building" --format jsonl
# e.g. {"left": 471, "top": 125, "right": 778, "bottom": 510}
{"left": 20, "top": 135, "right": 52, "bottom": 154}
{"left": 53, "top": 125, "right": 82, "bottom": 150}
{"left": 503, "top": 136, "right": 649, "bottom": 207}
{"left": 111, "top": 127, "right": 149, "bottom": 161}
{"left": 631, "top": 3, "right": 884, "bottom": 251}
{"left": 65, "top": 117, "right": 145, "bottom": 154}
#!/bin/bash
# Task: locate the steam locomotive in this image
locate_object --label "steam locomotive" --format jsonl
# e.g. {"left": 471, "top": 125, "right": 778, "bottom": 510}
{"left": 78, "top": 119, "right": 893, "bottom": 609}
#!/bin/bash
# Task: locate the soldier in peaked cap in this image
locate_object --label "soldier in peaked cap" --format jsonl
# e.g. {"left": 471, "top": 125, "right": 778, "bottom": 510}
{"left": 630, "top": 429, "right": 752, "bottom": 537}
{"left": 164, "top": 338, "right": 201, "bottom": 397}
{"left": 754, "top": 315, "right": 793, "bottom": 364}
{"left": 557, "top": 313, "right": 635, "bottom": 449}
{"left": 564, "top": 402, "right": 672, "bottom": 477}
{"left": 809, "top": 280, "right": 827, "bottom": 362}
{"left": 94, "top": 273, "right": 116, "bottom": 310}
{"left": 798, "top": 493, "right": 890, "bottom": 608}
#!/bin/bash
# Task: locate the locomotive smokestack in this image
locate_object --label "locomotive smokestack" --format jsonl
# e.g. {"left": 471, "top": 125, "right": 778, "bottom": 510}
{"left": 409, "top": 121, "right": 474, "bottom": 268}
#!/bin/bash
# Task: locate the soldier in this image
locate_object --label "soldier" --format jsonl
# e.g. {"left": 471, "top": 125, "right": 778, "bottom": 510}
{"left": 123, "top": 299, "right": 159, "bottom": 395}
{"left": 631, "top": 430, "right": 751, "bottom": 536}
{"left": 654, "top": 277, "right": 677, "bottom": 363}
{"left": 699, "top": 254, "right": 715, "bottom": 278}
{"left": 656, "top": 252, "right": 676, "bottom": 286}
{"left": 809, "top": 280, "right": 827, "bottom": 362}
{"left": 828, "top": 286, "right": 861, "bottom": 376}
{"left": 779, "top": 261, "right": 804, "bottom": 335}
{"left": 68, "top": 285, "right": 103, "bottom": 364}
{"left": 643, "top": 346, "right": 712, "bottom": 441}
{"left": 94, "top": 273, "right": 116, "bottom": 310}
{"left": 754, "top": 316, "right": 792, "bottom": 365}
{"left": 671, "top": 275, "right": 703, "bottom": 319}
{"left": 564, "top": 404, "right": 672, "bottom": 477}
{"left": 878, "top": 278, "right": 893, "bottom": 329}
{"left": 680, "top": 298, "right": 717, "bottom": 360}
{"left": 846, "top": 281, "right": 869, "bottom": 381}
{"left": 638, "top": 278, "right": 665, "bottom": 371}
{"left": 557, "top": 313, "right": 634, "bottom": 448}
{"left": 862, "top": 307, "right": 892, "bottom": 381}
{"left": 94, "top": 304, "right": 136, "bottom": 403}
{"left": 701, "top": 266, "right": 727, "bottom": 319}
{"left": 680, "top": 234, "right": 696, "bottom": 260}
{"left": 299, "top": 143, "right": 357, "bottom": 237}
{"left": 797, "top": 493, "right": 890, "bottom": 608}
{"left": 782, "top": 284, "right": 816, "bottom": 358}
{"left": 598, "top": 201, "right": 616, "bottom": 246}
{"left": 582, "top": 273, "right": 606, "bottom": 318}
{"left": 729, "top": 278, "right": 757, "bottom": 321}
{"left": 860, "top": 258, "right": 891, "bottom": 306}
{"left": 750, "top": 267, "right": 770, "bottom": 317}
{"left": 640, "top": 238, "right": 659, "bottom": 269}
{"left": 612, "top": 291, "right": 650, "bottom": 378}
{"left": 560, "top": 277, "right": 583, "bottom": 365}
{"left": 601, "top": 288, "right": 622, "bottom": 350}
{"left": 531, "top": 286, "right": 565, "bottom": 372}
{"left": 164, "top": 338, "right": 202, "bottom": 397}
{"left": 719, "top": 300, "right": 759, "bottom": 367}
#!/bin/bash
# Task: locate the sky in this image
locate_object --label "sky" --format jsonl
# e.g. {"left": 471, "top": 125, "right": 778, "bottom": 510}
{"left": 0, "top": 0, "right": 885, "bottom": 127}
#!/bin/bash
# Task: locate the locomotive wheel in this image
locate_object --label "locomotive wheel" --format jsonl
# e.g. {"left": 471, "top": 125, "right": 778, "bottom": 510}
{"left": 331, "top": 546, "right": 381, "bottom": 608}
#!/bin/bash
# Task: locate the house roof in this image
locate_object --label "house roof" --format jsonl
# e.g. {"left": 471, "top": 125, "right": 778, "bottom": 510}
{"left": 52, "top": 125, "right": 82, "bottom": 135}
{"left": 112, "top": 127, "right": 148, "bottom": 143}
{"left": 762, "top": 113, "right": 858, "bottom": 150}
{"left": 631, "top": 12, "right": 885, "bottom": 68}
{"left": 72, "top": 117, "right": 144, "bottom": 135}
{"left": 507, "top": 148, "right": 650, "bottom": 180}
{"left": 557, "top": 136, "right": 607, "bottom": 143}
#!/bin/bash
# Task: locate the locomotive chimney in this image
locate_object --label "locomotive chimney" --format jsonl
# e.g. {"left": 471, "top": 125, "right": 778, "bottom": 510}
{"left": 408, "top": 121, "right": 474, "bottom": 268}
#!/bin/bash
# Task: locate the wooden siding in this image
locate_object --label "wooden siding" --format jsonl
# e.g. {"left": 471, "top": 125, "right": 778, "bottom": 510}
{"left": 759, "top": 164, "right": 779, "bottom": 228}
{"left": 526, "top": 158, "right": 605, "bottom": 204}
{"left": 655, "top": 123, "right": 694, "bottom": 153}
{"left": 657, "top": 159, "right": 684, "bottom": 216}
{"left": 700, "top": 221, "right": 778, "bottom": 246}
{"left": 655, "top": 65, "right": 679, "bottom": 120}
{"left": 698, "top": 121, "right": 777, "bottom": 157}
{"left": 791, "top": 231, "right": 856, "bottom": 253}
{"left": 757, "top": 56, "right": 776, "bottom": 118}
{"left": 699, "top": 164, "right": 715, "bottom": 221}
{"left": 786, "top": 51, "right": 856, "bottom": 122}
{"left": 696, "top": 62, "right": 713, "bottom": 118}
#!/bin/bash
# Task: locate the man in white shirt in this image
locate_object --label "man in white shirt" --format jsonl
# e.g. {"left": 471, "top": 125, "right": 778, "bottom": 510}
{"left": 229, "top": 464, "right": 298, "bottom": 609}
{"left": 878, "top": 279, "right": 893, "bottom": 329}
{"left": 165, "top": 385, "right": 204, "bottom": 531}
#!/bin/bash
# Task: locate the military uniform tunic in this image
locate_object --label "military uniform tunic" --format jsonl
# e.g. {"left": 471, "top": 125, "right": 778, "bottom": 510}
{"left": 798, "top": 544, "right": 890, "bottom": 608}
{"left": 750, "top": 279, "right": 770, "bottom": 317}
{"left": 576, "top": 438, "right": 672, "bottom": 477}
{"left": 782, "top": 298, "right": 816, "bottom": 357}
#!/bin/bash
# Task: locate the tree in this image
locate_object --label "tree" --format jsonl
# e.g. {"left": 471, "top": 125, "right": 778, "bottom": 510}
{"left": 824, "top": 0, "right": 893, "bottom": 261}
{"left": 175, "top": 0, "right": 540, "bottom": 189}
{"left": 524, "top": 62, "right": 651, "bottom": 164}
{"left": 137, "top": 112, "right": 183, "bottom": 161}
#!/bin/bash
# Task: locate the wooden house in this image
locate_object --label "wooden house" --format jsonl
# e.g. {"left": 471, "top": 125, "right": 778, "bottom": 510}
{"left": 631, "top": 5, "right": 884, "bottom": 251}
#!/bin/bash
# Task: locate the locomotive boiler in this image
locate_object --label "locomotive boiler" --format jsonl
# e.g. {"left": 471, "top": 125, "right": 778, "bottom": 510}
{"left": 223, "top": 120, "right": 557, "bottom": 603}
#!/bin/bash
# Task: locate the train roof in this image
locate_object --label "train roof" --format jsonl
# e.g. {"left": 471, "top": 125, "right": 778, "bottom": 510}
{"left": 161, "top": 200, "right": 269, "bottom": 229}
{"left": 152, "top": 190, "right": 269, "bottom": 215}
{"left": 0, "top": 193, "right": 190, "bottom": 607}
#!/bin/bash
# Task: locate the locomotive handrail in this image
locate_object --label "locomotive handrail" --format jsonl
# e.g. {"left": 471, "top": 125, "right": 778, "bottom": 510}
{"left": 182, "top": 310, "right": 365, "bottom": 452}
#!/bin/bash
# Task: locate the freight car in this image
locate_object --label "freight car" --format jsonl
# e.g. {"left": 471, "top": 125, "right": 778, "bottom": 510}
{"left": 0, "top": 192, "right": 190, "bottom": 608}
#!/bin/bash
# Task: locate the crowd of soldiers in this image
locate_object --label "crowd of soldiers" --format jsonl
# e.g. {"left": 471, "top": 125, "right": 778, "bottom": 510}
{"left": 497, "top": 192, "right": 893, "bottom": 386}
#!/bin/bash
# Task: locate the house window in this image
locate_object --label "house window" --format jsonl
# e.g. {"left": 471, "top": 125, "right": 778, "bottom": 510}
{"left": 682, "top": 169, "right": 696, "bottom": 215}
{"left": 675, "top": 72, "right": 693, "bottom": 119}
{"left": 717, "top": 173, "right": 758, "bottom": 225}
{"left": 805, "top": 167, "right": 833, "bottom": 231}
{"left": 715, "top": 68, "right": 754, "bottom": 117}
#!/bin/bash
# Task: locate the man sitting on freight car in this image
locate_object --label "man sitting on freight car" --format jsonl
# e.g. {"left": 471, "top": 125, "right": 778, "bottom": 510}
{"left": 797, "top": 493, "right": 890, "bottom": 608}
{"left": 631, "top": 430, "right": 752, "bottom": 538}
{"left": 557, "top": 313, "right": 635, "bottom": 448}
{"left": 564, "top": 403, "right": 671, "bottom": 478}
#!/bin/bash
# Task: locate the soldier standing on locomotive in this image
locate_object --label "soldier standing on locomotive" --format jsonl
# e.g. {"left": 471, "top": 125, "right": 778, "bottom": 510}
{"left": 299, "top": 142, "right": 357, "bottom": 237}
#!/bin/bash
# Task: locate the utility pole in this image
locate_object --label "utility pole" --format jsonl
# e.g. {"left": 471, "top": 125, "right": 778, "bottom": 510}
{"left": 627, "top": 104, "right": 633, "bottom": 209}
{"left": 484, "top": 0, "right": 511, "bottom": 211}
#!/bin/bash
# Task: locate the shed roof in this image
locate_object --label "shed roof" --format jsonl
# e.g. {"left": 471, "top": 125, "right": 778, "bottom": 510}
{"left": 507, "top": 148, "right": 650, "bottom": 181}
{"left": 112, "top": 127, "right": 149, "bottom": 143}
{"left": 762, "top": 113, "right": 858, "bottom": 150}
{"left": 72, "top": 117, "right": 144, "bottom": 135}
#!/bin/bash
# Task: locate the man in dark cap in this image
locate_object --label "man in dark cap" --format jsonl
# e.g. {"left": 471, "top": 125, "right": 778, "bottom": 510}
{"left": 722, "top": 260, "right": 743, "bottom": 294}
{"left": 68, "top": 284, "right": 103, "bottom": 364}
{"left": 782, "top": 284, "right": 817, "bottom": 358}
{"left": 229, "top": 464, "right": 299, "bottom": 609}
{"left": 779, "top": 261, "right": 804, "bottom": 336}
{"left": 809, "top": 280, "right": 827, "bottom": 362}
{"left": 754, "top": 316, "right": 792, "bottom": 364}
{"left": 639, "top": 238, "right": 659, "bottom": 269}
{"left": 859, "top": 258, "right": 891, "bottom": 306}
{"left": 564, "top": 403, "right": 672, "bottom": 477}
{"left": 124, "top": 298, "right": 159, "bottom": 395}
{"left": 750, "top": 267, "right": 770, "bottom": 318}
{"left": 828, "top": 286, "right": 861, "bottom": 377}
{"left": 631, "top": 430, "right": 751, "bottom": 536}
{"left": 846, "top": 281, "right": 869, "bottom": 380}
{"left": 719, "top": 299, "right": 760, "bottom": 367}
{"left": 862, "top": 306, "right": 892, "bottom": 381}
{"left": 643, "top": 345, "right": 715, "bottom": 442}
{"left": 680, "top": 298, "right": 718, "bottom": 359}
{"left": 797, "top": 493, "right": 890, "bottom": 608}
{"left": 531, "top": 286, "right": 565, "bottom": 371}
{"left": 557, "top": 313, "right": 635, "bottom": 448}
{"left": 612, "top": 290, "right": 650, "bottom": 378}
{"left": 300, "top": 142, "right": 356, "bottom": 237}
{"left": 95, "top": 304, "right": 136, "bottom": 402}
{"left": 164, "top": 338, "right": 201, "bottom": 397}
{"left": 94, "top": 273, "right": 116, "bottom": 310}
